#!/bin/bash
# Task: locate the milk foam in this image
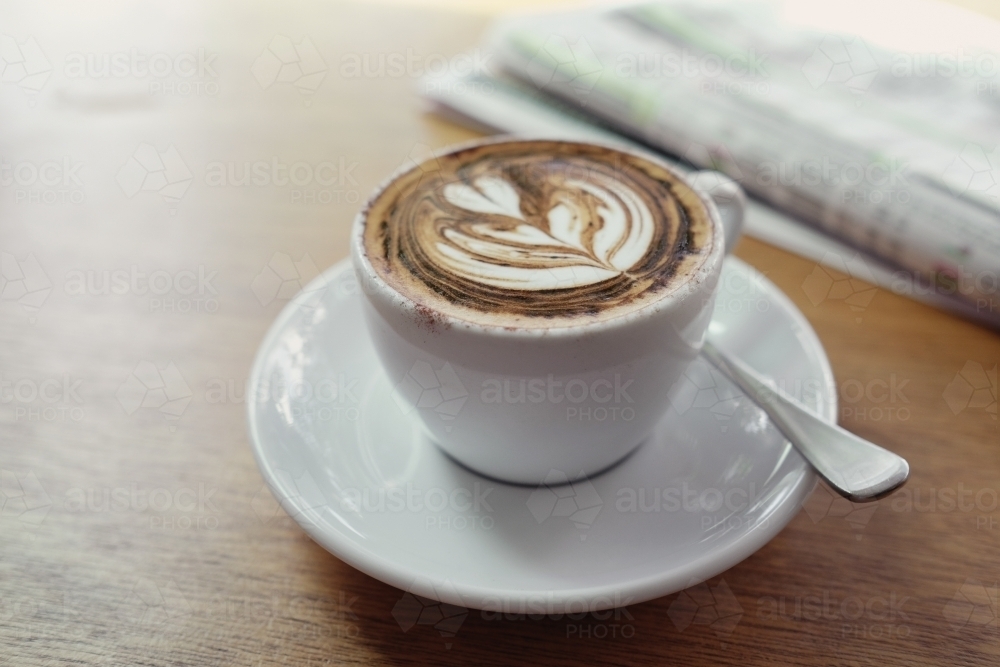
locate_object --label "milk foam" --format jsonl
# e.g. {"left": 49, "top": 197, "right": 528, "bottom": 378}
{"left": 361, "top": 140, "right": 714, "bottom": 327}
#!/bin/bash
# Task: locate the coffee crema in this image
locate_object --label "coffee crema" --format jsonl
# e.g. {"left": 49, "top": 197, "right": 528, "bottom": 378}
{"left": 362, "top": 140, "right": 714, "bottom": 328}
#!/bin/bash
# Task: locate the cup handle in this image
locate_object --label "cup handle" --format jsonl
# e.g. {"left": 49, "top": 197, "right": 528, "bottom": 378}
{"left": 689, "top": 170, "right": 746, "bottom": 255}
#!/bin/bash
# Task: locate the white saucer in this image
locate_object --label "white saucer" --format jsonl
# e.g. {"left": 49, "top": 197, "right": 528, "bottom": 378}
{"left": 247, "top": 257, "right": 835, "bottom": 613}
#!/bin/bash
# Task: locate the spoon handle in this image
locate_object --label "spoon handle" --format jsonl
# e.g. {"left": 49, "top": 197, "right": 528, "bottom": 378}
{"left": 701, "top": 340, "right": 909, "bottom": 502}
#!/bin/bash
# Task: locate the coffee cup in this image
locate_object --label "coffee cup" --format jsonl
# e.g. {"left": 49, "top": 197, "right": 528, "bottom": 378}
{"left": 351, "top": 137, "right": 744, "bottom": 484}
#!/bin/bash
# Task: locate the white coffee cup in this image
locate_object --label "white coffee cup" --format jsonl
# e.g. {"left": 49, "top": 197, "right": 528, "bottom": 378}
{"left": 351, "top": 138, "right": 744, "bottom": 485}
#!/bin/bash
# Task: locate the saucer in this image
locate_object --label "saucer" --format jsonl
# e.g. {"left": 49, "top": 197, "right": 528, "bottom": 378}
{"left": 247, "top": 257, "right": 835, "bottom": 613}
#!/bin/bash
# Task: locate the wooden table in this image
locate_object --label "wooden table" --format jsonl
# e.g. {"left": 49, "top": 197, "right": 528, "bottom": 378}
{"left": 2, "top": 1, "right": 998, "bottom": 665}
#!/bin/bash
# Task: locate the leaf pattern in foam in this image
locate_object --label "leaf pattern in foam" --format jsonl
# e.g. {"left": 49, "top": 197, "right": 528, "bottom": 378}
{"left": 437, "top": 174, "right": 655, "bottom": 290}
{"left": 442, "top": 177, "right": 524, "bottom": 220}
{"left": 570, "top": 176, "right": 654, "bottom": 272}
{"left": 546, "top": 202, "right": 589, "bottom": 253}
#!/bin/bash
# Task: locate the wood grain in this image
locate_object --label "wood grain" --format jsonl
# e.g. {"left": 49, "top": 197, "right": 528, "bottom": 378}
{"left": 1, "top": 1, "right": 998, "bottom": 665}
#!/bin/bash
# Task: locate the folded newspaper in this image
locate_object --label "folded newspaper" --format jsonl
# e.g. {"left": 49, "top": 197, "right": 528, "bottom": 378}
{"left": 421, "top": 0, "right": 1000, "bottom": 328}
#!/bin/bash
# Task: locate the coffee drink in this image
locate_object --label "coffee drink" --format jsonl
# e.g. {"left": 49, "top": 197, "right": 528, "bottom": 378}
{"left": 353, "top": 137, "right": 738, "bottom": 482}
{"left": 361, "top": 140, "right": 714, "bottom": 328}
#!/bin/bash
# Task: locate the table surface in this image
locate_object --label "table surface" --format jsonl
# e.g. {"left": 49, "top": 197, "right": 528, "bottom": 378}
{"left": 2, "top": 1, "right": 998, "bottom": 665}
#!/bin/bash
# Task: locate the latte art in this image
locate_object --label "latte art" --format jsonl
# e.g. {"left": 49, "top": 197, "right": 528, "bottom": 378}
{"left": 361, "top": 140, "right": 714, "bottom": 327}
{"left": 436, "top": 173, "right": 655, "bottom": 291}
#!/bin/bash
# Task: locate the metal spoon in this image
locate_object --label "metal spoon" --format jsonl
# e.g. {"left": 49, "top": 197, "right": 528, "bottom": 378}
{"left": 701, "top": 339, "right": 910, "bottom": 502}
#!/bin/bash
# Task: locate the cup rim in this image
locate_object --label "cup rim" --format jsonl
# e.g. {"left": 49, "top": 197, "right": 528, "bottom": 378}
{"left": 350, "top": 135, "right": 726, "bottom": 339}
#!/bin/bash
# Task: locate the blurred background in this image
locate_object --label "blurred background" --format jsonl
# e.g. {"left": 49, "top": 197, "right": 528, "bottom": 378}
{"left": 2, "top": 1, "right": 998, "bottom": 665}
